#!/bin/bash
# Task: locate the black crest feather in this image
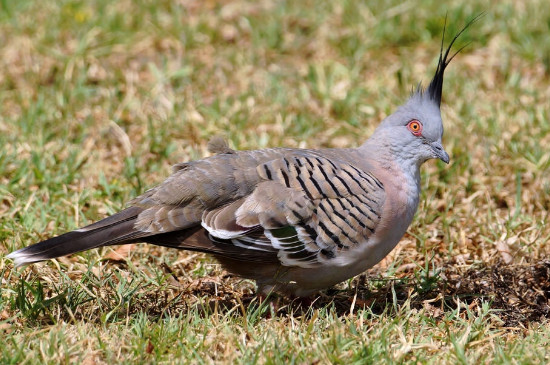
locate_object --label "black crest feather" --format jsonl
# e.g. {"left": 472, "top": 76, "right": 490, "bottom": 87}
{"left": 427, "top": 14, "right": 483, "bottom": 107}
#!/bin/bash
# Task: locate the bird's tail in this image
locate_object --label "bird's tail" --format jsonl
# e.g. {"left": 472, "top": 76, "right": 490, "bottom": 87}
{"left": 7, "top": 206, "right": 146, "bottom": 267}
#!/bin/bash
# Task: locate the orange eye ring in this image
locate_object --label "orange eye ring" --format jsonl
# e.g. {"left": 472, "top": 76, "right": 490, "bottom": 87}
{"left": 407, "top": 120, "right": 423, "bottom": 136}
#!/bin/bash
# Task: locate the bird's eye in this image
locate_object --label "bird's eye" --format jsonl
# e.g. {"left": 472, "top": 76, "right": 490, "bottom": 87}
{"left": 407, "top": 120, "right": 423, "bottom": 136}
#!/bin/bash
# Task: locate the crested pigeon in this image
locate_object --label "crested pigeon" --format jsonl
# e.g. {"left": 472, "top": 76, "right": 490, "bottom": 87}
{"left": 7, "top": 19, "right": 476, "bottom": 297}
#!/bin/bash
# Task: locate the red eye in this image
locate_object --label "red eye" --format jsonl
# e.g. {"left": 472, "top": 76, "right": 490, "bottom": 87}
{"left": 407, "top": 120, "right": 422, "bottom": 136}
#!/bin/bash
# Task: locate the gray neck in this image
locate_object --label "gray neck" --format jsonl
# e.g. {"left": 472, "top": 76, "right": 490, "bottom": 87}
{"left": 360, "top": 129, "right": 421, "bottom": 176}
{"left": 359, "top": 131, "right": 423, "bottom": 226}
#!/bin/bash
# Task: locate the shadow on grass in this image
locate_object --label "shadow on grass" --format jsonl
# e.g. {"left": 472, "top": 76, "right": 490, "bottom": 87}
{"left": 8, "top": 261, "right": 550, "bottom": 328}
{"left": 146, "top": 260, "right": 550, "bottom": 327}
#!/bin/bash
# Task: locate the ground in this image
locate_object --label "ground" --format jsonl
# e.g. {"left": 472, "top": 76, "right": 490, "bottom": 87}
{"left": 1, "top": 0, "right": 550, "bottom": 363}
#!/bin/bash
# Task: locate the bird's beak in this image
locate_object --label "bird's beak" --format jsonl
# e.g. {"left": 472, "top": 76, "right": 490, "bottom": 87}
{"left": 430, "top": 141, "right": 450, "bottom": 164}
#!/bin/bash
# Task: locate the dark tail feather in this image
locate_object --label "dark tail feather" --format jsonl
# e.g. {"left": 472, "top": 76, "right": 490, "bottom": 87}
{"left": 7, "top": 207, "right": 145, "bottom": 266}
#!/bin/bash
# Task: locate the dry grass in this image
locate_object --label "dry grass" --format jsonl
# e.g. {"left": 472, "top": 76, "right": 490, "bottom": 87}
{"left": 1, "top": 0, "right": 550, "bottom": 363}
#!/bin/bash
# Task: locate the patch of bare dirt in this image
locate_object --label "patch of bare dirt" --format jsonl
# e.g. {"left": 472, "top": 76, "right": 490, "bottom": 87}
{"left": 442, "top": 261, "right": 550, "bottom": 326}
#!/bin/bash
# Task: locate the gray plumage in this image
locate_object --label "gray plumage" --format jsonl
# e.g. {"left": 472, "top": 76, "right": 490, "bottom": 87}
{"left": 7, "top": 18, "right": 478, "bottom": 297}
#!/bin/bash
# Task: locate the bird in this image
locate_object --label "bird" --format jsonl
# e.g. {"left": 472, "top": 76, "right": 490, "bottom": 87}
{"left": 7, "top": 18, "right": 478, "bottom": 298}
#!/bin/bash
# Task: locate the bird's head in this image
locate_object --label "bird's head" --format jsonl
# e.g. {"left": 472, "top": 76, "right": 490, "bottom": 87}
{"left": 371, "top": 16, "right": 480, "bottom": 167}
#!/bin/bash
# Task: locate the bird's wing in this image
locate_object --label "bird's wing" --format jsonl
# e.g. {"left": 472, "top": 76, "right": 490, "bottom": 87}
{"left": 136, "top": 150, "right": 386, "bottom": 268}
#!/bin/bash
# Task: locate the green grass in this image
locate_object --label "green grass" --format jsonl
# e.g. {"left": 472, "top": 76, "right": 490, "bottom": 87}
{"left": 1, "top": 0, "right": 550, "bottom": 363}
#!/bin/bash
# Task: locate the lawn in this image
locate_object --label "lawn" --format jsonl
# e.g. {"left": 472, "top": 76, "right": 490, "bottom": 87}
{"left": 1, "top": 0, "right": 550, "bottom": 363}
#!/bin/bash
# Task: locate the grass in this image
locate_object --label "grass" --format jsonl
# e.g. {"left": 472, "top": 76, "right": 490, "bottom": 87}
{"left": 1, "top": 0, "right": 550, "bottom": 363}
